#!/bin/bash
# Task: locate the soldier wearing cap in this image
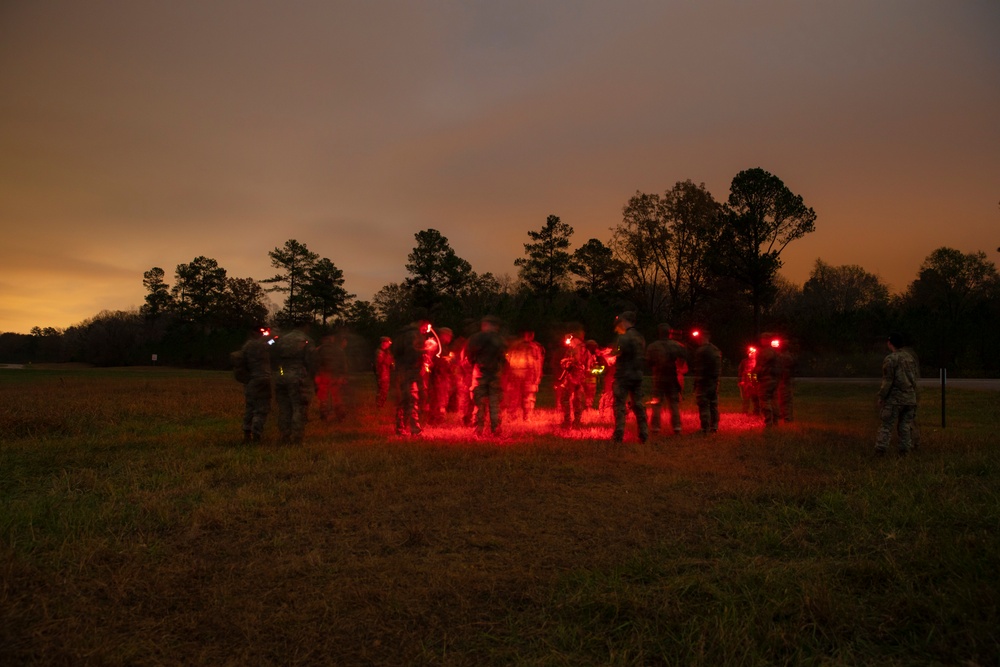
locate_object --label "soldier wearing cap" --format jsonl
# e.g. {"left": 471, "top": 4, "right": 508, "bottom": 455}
{"left": 609, "top": 311, "right": 648, "bottom": 444}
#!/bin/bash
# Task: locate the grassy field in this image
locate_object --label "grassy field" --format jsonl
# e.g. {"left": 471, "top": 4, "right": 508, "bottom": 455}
{"left": 1, "top": 367, "right": 997, "bottom": 666}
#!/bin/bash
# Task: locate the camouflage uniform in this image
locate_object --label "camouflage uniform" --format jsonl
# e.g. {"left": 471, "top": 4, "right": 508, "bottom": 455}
{"left": 394, "top": 322, "right": 427, "bottom": 436}
{"left": 466, "top": 318, "right": 507, "bottom": 435}
{"left": 238, "top": 334, "right": 272, "bottom": 442}
{"left": 612, "top": 314, "right": 648, "bottom": 444}
{"left": 756, "top": 337, "right": 780, "bottom": 427}
{"left": 645, "top": 325, "right": 689, "bottom": 434}
{"left": 692, "top": 338, "right": 722, "bottom": 433}
{"left": 737, "top": 351, "right": 760, "bottom": 415}
{"left": 557, "top": 335, "right": 592, "bottom": 429}
{"left": 504, "top": 332, "right": 545, "bottom": 420}
{"left": 373, "top": 337, "right": 393, "bottom": 408}
{"left": 428, "top": 328, "right": 456, "bottom": 424}
{"left": 315, "top": 334, "right": 348, "bottom": 422}
{"left": 876, "top": 340, "right": 918, "bottom": 455}
{"left": 272, "top": 327, "right": 315, "bottom": 444}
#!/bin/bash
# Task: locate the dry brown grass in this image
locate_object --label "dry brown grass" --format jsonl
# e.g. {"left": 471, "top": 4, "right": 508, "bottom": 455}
{"left": 1, "top": 368, "right": 998, "bottom": 665}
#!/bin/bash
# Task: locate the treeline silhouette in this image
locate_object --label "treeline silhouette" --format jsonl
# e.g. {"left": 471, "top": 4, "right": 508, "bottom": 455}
{"left": 3, "top": 169, "right": 998, "bottom": 376}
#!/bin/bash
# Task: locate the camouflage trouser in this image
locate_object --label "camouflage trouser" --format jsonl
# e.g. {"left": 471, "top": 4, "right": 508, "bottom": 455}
{"left": 242, "top": 377, "right": 272, "bottom": 440}
{"left": 777, "top": 379, "right": 793, "bottom": 422}
{"left": 650, "top": 379, "right": 682, "bottom": 433}
{"left": 395, "top": 370, "right": 422, "bottom": 435}
{"left": 562, "top": 381, "right": 585, "bottom": 427}
{"left": 505, "top": 372, "right": 537, "bottom": 420}
{"left": 759, "top": 380, "right": 778, "bottom": 426}
{"left": 876, "top": 403, "right": 917, "bottom": 453}
{"left": 613, "top": 375, "right": 648, "bottom": 442}
{"left": 473, "top": 374, "right": 503, "bottom": 434}
{"left": 695, "top": 381, "right": 719, "bottom": 432}
{"left": 275, "top": 375, "right": 312, "bottom": 444}
{"left": 315, "top": 372, "right": 347, "bottom": 421}
{"left": 376, "top": 371, "right": 390, "bottom": 407}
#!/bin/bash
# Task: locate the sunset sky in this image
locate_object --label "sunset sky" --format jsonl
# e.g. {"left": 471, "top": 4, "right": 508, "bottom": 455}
{"left": 1, "top": 0, "right": 998, "bottom": 334}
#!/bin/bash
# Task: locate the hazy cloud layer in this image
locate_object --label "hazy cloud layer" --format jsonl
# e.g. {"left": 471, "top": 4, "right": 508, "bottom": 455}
{"left": 1, "top": 0, "right": 998, "bottom": 332}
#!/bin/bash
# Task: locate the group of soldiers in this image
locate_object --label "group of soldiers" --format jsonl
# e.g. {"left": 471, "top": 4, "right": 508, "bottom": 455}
{"left": 232, "top": 323, "right": 351, "bottom": 445}
{"left": 376, "top": 311, "right": 773, "bottom": 444}
{"left": 232, "top": 312, "right": 799, "bottom": 446}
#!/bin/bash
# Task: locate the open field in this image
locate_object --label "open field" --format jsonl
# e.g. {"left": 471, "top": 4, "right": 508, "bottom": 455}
{"left": 1, "top": 367, "right": 998, "bottom": 666}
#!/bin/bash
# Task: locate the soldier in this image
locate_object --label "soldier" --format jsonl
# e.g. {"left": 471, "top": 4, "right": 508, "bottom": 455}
{"left": 609, "top": 311, "right": 648, "bottom": 444}
{"left": 737, "top": 345, "right": 760, "bottom": 415}
{"left": 504, "top": 329, "right": 545, "bottom": 420}
{"left": 556, "top": 329, "right": 592, "bottom": 429}
{"left": 427, "top": 327, "right": 456, "bottom": 424}
{"left": 393, "top": 320, "right": 429, "bottom": 436}
{"left": 756, "top": 332, "right": 780, "bottom": 427}
{"left": 315, "top": 332, "right": 349, "bottom": 422}
{"left": 272, "top": 321, "right": 316, "bottom": 445}
{"left": 465, "top": 315, "right": 507, "bottom": 436}
{"left": 645, "top": 323, "right": 689, "bottom": 435}
{"left": 583, "top": 340, "right": 600, "bottom": 413}
{"left": 690, "top": 329, "right": 722, "bottom": 433}
{"left": 373, "top": 336, "right": 394, "bottom": 408}
{"left": 876, "top": 332, "right": 918, "bottom": 457}
{"left": 233, "top": 326, "right": 273, "bottom": 443}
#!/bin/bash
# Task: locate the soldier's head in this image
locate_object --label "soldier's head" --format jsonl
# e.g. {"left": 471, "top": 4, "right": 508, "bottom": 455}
{"left": 379, "top": 336, "right": 392, "bottom": 350}
{"left": 481, "top": 315, "right": 501, "bottom": 332}
{"left": 614, "top": 311, "right": 636, "bottom": 334}
{"left": 521, "top": 329, "right": 535, "bottom": 342}
{"left": 657, "top": 323, "right": 671, "bottom": 339}
{"left": 887, "top": 332, "right": 904, "bottom": 350}
{"left": 438, "top": 327, "right": 453, "bottom": 344}
{"left": 586, "top": 339, "right": 598, "bottom": 353}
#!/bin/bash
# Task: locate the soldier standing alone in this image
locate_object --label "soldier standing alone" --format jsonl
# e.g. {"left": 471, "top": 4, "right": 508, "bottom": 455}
{"left": 875, "top": 332, "right": 918, "bottom": 457}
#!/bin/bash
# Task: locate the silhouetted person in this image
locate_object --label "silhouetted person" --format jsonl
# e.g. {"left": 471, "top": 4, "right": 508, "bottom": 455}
{"left": 609, "top": 311, "right": 648, "bottom": 444}
{"left": 466, "top": 316, "right": 507, "bottom": 436}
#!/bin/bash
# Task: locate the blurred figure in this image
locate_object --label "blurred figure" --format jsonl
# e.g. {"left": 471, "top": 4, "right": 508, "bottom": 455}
{"left": 373, "top": 336, "right": 394, "bottom": 408}
{"left": 737, "top": 345, "right": 760, "bottom": 415}
{"left": 583, "top": 340, "right": 600, "bottom": 412}
{"left": 505, "top": 329, "right": 546, "bottom": 420}
{"left": 596, "top": 344, "right": 616, "bottom": 418}
{"left": 465, "top": 315, "right": 507, "bottom": 436}
{"left": 776, "top": 339, "right": 795, "bottom": 423}
{"left": 394, "top": 320, "right": 430, "bottom": 436}
{"left": 272, "top": 321, "right": 316, "bottom": 445}
{"left": 756, "top": 332, "right": 780, "bottom": 427}
{"left": 609, "top": 311, "right": 648, "bottom": 444}
{"left": 875, "top": 332, "right": 918, "bottom": 457}
{"left": 428, "top": 327, "right": 456, "bottom": 424}
{"left": 645, "top": 324, "right": 689, "bottom": 435}
{"left": 556, "top": 329, "right": 592, "bottom": 429}
{"left": 233, "top": 326, "right": 273, "bottom": 443}
{"left": 690, "top": 329, "right": 722, "bottom": 434}
{"left": 315, "top": 332, "right": 349, "bottom": 422}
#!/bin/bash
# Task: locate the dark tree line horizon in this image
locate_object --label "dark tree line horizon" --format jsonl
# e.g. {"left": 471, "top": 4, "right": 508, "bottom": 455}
{"left": 4, "top": 167, "right": 999, "bottom": 376}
